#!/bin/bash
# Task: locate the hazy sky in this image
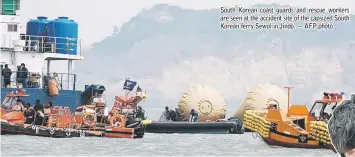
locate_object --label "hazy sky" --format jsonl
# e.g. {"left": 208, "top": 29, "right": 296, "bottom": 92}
{"left": 20, "top": 0, "right": 355, "bottom": 48}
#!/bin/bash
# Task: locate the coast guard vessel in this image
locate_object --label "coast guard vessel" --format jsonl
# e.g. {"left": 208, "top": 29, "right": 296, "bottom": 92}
{"left": 0, "top": 0, "right": 104, "bottom": 110}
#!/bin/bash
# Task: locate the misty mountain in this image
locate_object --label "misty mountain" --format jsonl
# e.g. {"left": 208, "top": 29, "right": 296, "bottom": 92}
{"left": 75, "top": 4, "right": 355, "bottom": 110}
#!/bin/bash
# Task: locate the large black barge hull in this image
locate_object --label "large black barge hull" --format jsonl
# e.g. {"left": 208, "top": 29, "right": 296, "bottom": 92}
{"left": 145, "top": 121, "right": 244, "bottom": 134}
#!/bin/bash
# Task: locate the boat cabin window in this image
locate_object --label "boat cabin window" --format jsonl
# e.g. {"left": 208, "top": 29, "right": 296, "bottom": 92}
{"left": 7, "top": 24, "right": 18, "bottom": 32}
{"left": 323, "top": 102, "right": 336, "bottom": 116}
{"left": 310, "top": 102, "right": 324, "bottom": 120}
{"left": 293, "top": 119, "right": 306, "bottom": 130}
{"left": 1, "top": 97, "right": 18, "bottom": 109}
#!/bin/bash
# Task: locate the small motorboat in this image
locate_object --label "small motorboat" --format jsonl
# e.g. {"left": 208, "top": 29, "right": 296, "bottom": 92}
{"left": 72, "top": 104, "right": 146, "bottom": 139}
{"left": 70, "top": 84, "right": 149, "bottom": 139}
{"left": 145, "top": 120, "right": 243, "bottom": 134}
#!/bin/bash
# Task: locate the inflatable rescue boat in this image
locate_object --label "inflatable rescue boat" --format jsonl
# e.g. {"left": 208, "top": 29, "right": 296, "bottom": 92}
{"left": 145, "top": 84, "right": 244, "bottom": 134}
{"left": 145, "top": 118, "right": 244, "bottom": 134}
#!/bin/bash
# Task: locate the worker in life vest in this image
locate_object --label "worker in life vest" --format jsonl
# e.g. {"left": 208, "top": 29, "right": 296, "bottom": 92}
{"left": 43, "top": 102, "right": 53, "bottom": 126}
{"left": 44, "top": 102, "right": 52, "bottom": 114}
{"left": 33, "top": 99, "right": 44, "bottom": 125}
{"left": 189, "top": 109, "right": 199, "bottom": 122}
{"left": 163, "top": 106, "right": 170, "bottom": 121}
{"left": 23, "top": 103, "right": 35, "bottom": 124}
{"left": 169, "top": 109, "right": 177, "bottom": 121}
{"left": 136, "top": 106, "right": 146, "bottom": 120}
{"left": 175, "top": 108, "right": 182, "bottom": 121}
{"left": 11, "top": 99, "right": 24, "bottom": 111}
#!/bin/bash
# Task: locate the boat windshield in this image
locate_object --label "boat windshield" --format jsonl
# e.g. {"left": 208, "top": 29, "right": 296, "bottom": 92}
{"left": 310, "top": 101, "right": 335, "bottom": 121}
{"left": 310, "top": 102, "right": 324, "bottom": 120}
{"left": 323, "top": 102, "right": 336, "bottom": 116}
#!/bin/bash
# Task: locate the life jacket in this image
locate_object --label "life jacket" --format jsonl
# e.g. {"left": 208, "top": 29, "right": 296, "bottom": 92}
{"left": 11, "top": 105, "right": 23, "bottom": 111}
{"left": 37, "top": 110, "right": 44, "bottom": 118}
{"left": 24, "top": 107, "right": 35, "bottom": 119}
{"left": 44, "top": 108, "right": 51, "bottom": 115}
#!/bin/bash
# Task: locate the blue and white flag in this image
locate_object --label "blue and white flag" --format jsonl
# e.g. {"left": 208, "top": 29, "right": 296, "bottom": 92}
{"left": 123, "top": 79, "right": 137, "bottom": 91}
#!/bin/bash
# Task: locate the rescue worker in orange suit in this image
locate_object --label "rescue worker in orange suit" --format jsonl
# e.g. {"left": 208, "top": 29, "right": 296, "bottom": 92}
{"left": 23, "top": 103, "right": 35, "bottom": 124}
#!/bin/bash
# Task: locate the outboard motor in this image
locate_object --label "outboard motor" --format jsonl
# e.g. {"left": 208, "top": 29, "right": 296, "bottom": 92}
{"left": 126, "top": 117, "right": 142, "bottom": 128}
{"left": 124, "top": 116, "right": 145, "bottom": 138}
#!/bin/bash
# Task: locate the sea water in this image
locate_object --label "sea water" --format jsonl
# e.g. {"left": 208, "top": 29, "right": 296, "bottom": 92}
{"left": 1, "top": 133, "right": 336, "bottom": 156}
{"left": 0, "top": 108, "right": 336, "bottom": 156}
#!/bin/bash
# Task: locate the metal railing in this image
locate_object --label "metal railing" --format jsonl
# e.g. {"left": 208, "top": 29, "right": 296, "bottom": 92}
{"left": 0, "top": 34, "right": 82, "bottom": 56}
{"left": 1, "top": 3, "right": 20, "bottom": 15}
{"left": 1, "top": 70, "right": 77, "bottom": 90}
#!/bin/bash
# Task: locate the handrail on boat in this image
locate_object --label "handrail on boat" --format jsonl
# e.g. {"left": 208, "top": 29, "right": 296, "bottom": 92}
{"left": 0, "top": 3, "right": 20, "bottom": 15}
{"left": 0, "top": 34, "right": 82, "bottom": 56}
{"left": 1, "top": 70, "right": 77, "bottom": 90}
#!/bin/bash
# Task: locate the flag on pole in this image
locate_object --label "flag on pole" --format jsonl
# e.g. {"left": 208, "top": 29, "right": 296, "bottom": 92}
{"left": 123, "top": 79, "right": 137, "bottom": 91}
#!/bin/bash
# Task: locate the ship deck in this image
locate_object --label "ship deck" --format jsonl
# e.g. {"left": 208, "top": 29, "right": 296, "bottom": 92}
{"left": 1, "top": 88, "right": 82, "bottom": 110}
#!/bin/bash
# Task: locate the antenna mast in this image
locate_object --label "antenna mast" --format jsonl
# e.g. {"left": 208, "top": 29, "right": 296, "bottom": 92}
{"left": 284, "top": 86, "right": 294, "bottom": 112}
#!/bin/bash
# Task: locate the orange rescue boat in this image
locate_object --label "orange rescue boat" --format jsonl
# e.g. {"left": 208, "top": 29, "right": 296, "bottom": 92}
{"left": 71, "top": 91, "right": 149, "bottom": 139}
{"left": 243, "top": 87, "right": 340, "bottom": 153}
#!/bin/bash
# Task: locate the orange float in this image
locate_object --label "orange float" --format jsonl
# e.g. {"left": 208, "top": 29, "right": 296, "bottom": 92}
{"left": 48, "top": 79, "right": 59, "bottom": 96}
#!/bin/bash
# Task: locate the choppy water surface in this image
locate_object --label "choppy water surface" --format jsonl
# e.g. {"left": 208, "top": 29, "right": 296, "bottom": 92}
{"left": 1, "top": 133, "right": 336, "bottom": 156}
